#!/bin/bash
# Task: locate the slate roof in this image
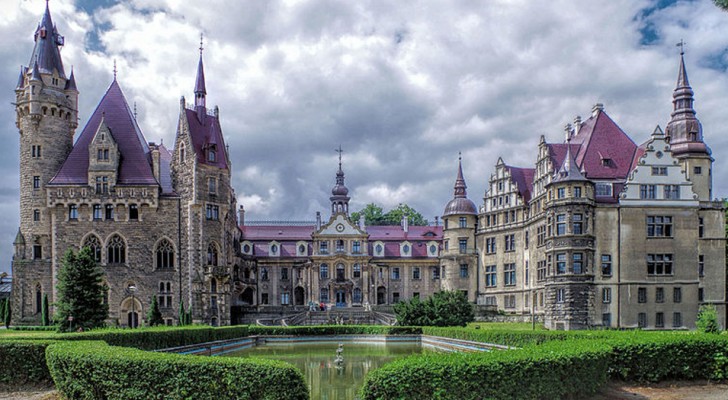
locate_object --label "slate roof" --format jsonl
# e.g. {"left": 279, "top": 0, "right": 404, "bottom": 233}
{"left": 157, "top": 144, "right": 175, "bottom": 195}
{"left": 28, "top": 2, "right": 65, "bottom": 78}
{"left": 568, "top": 110, "right": 637, "bottom": 180}
{"left": 50, "top": 80, "right": 157, "bottom": 186}
{"left": 185, "top": 108, "right": 228, "bottom": 169}
{"left": 505, "top": 165, "right": 535, "bottom": 203}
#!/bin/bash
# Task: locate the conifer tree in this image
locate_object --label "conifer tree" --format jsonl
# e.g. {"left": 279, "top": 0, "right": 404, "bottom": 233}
{"left": 3, "top": 299, "right": 11, "bottom": 328}
{"left": 54, "top": 247, "right": 109, "bottom": 332}
{"left": 147, "top": 295, "right": 163, "bottom": 326}
{"left": 178, "top": 301, "right": 186, "bottom": 326}
{"left": 41, "top": 294, "right": 50, "bottom": 326}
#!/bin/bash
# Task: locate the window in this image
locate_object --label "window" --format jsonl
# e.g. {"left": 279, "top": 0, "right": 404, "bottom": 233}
{"left": 158, "top": 281, "right": 173, "bottom": 309}
{"left": 353, "top": 288, "right": 362, "bottom": 303}
{"left": 95, "top": 176, "right": 109, "bottom": 194}
{"left": 412, "top": 267, "right": 420, "bottom": 280}
{"left": 261, "top": 293, "right": 269, "bottom": 304}
{"left": 537, "top": 261, "right": 546, "bottom": 282}
{"left": 556, "top": 214, "right": 566, "bottom": 236}
{"left": 298, "top": 244, "right": 306, "bottom": 254}
{"left": 572, "top": 214, "right": 583, "bottom": 235}
{"left": 557, "top": 187, "right": 565, "bottom": 199}
{"left": 504, "top": 295, "right": 516, "bottom": 309}
{"left": 651, "top": 166, "right": 667, "bottom": 175}
{"left": 602, "top": 288, "right": 611, "bottom": 303}
{"left": 281, "top": 267, "right": 289, "bottom": 280}
{"left": 655, "top": 312, "right": 664, "bottom": 328}
{"left": 698, "top": 255, "right": 704, "bottom": 277}
{"left": 335, "top": 264, "right": 345, "bottom": 280}
{"left": 97, "top": 148, "right": 109, "bottom": 161}
{"left": 673, "top": 287, "right": 682, "bottom": 303}
{"left": 261, "top": 268, "right": 269, "bottom": 281}
{"left": 601, "top": 254, "right": 612, "bottom": 276}
{"left": 93, "top": 205, "right": 102, "bottom": 220}
{"left": 524, "top": 231, "right": 529, "bottom": 249}
{"left": 33, "top": 244, "right": 42, "bottom": 260}
{"left": 105, "top": 204, "right": 114, "bottom": 220}
{"left": 556, "top": 289, "right": 565, "bottom": 303}
{"left": 352, "top": 241, "right": 361, "bottom": 254}
{"left": 647, "top": 216, "right": 672, "bottom": 237}
{"left": 698, "top": 217, "right": 704, "bottom": 238}
{"left": 459, "top": 264, "right": 468, "bottom": 278}
{"left": 391, "top": 267, "right": 400, "bottom": 280}
{"left": 320, "top": 241, "right": 329, "bottom": 254}
{"left": 537, "top": 225, "right": 545, "bottom": 246}
{"left": 663, "top": 185, "right": 680, "bottom": 199}
{"left": 32, "top": 145, "right": 42, "bottom": 158}
{"left": 485, "top": 296, "right": 497, "bottom": 306}
{"left": 639, "top": 184, "right": 655, "bottom": 199}
{"left": 525, "top": 261, "right": 529, "bottom": 285}
{"left": 656, "top": 287, "right": 664, "bottom": 303}
{"left": 574, "top": 186, "right": 582, "bottom": 198}
{"left": 83, "top": 235, "right": 102, "bottom": 262}
{"left": 129, "top": 204, "right": 138, "bottom": 220}
{"left": 207, "top": 244, "right": 218, "bottom": 266}
{"left": 638, "top": 287, "right": 647, "bottom": 303}
{"left": 392, "top": 292, "right": 400, "bottom": 304}
{"left": 504, "top": 234, "right": 515, "bottom": 252}
{"left": 353, "top": 264, "right": 361, "bottom": 278}
{"left": 602, "top": 313, "right": 612, "bottom": 327}
{"left": 694, "top": 166, "right": 702, "bottom": 175}
{"left": 207, "top": 146, "right": 216, "bottom": 162}
{"left": 156, "top": 239, "right": 174, "bottom": 269}
{"left": 638, "top": 313, "right": 647, "bottom": 328}
{"left": 180, "top": 144, "right": 185, "bottom": 163}
{"left": 33, "top": 209, "right": 40, "bottom": 221}
{"left": 595, "top": 183, "right": 612, "bottom": 197}
{"left": 206, "top": 204, "right": 219, "bottom": 220}
{"left": 106, "top": 234, "right": 126, "bottom": 264}
{"left": 504, "top": 263, "right": 516, "bottom": 286}
{"left": 336, "top": 240, "right": 345, "bottom": 253}
{"left": 281, "top": 292, "right": 290, "bottom": 305}
{"left": 320, "top": 288, "right": 329, "bottom": 303}
{"left": 556, "top": 253, "right": 566, "bottom": 274}
{"left": 459, "top": 239, "right": 468, "bottom": 254}
{"left": 699, "top": 287, "right": 704, "bottom": 302}
{"left": 572, "top": 253, "right": 584, "bottom": 274}
{"left": 33, "top": 176, "right": 40, "bottom": 189}
{"left": 441, "top": 266, "right": 446, "bottom": 279}
{"left": 485, "top": 265, "right": 497, "bottom": 287}
{"left": 270, "top": 244, "right": 278, "bottom": 255}
{"left": 647, "top": 254, "right": 673, "bottom": 275}
{"left": 320, "top": 264, "right": 329, "bottom": 279}
{"left": 402, "top": 244, "right": 410, "bottom": 255}
{"left": 208, "top": 178, "right": 216, "bottom": 194}
{"left": 485, "top": 237, "right": 496, "bottom": 254}
{"left": 459, "top": 217, "right": 467, "bottom": 228}
{"left": 412, "top": 292, "right": 420, "bottom": 299}
{"left": 432, "top": 266, "right": 440, "bottom": 280}
{"left": 429, "top": 244, "right": 437, "bottom": 255}
{"left": 673, "top": 312, "right": 682, "bottom": 328}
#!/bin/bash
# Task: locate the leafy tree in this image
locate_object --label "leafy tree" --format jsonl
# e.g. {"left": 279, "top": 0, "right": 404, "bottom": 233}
{"left": 41, "top": 294, "right": 50, "bottom": 326}
{"left": 54, "top": 247, "right": 109, "bottom": 332}
{"left": 3, "top": 298, "right": 11, "bottom": 328}
{"left": 697, "top": 304, "right": 721, "bottom": 333}
{"left": 351, "top": 203, "right": 428, "bottom": 226}
{"left": 715, "top": 0, "right": 728, "bottom": 11}
{"left": 146, "top": 295, "right": 164, "bottom": 327}
{"left": 394, "top": 290, "right": 474, "bottom": 327}
{"left": 351, "top": 203, "right": 386, "bottom": 225}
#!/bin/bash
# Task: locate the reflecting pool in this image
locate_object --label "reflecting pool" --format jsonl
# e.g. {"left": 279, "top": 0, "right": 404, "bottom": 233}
{"left": 228, "top": 342, "right": 424, "bottom": 400}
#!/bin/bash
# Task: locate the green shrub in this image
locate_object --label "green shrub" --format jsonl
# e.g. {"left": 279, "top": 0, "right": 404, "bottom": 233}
{"left": 697, "top": 304, "right": 721, "bottom": 334}
{"left": 46, "top": 341, "right": 308, "bottom": 400}
{"left": 10, "top": 325, "right": 57, "bottom": 331}
{"left": 395, "top": 290, "right": 474, "bottom": 327}
{"left": 0, "top": 340, "right": 56, "bottom": 386}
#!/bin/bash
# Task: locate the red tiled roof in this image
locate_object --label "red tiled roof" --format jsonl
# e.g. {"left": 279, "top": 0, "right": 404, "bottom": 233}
{"left": 185, "top": 109, "right": 228, "bottom": 169}
{"left": 505, "top": 165, "right": 535, "bottom": 203}
{"left": 50, "top": 80, "right": 156, "bottom": 186}
{"left": 242, "top": 225, "right": 314, "bottom": 240}
{"left": 569, "top": 111, "right": 637, "bottom": 180}
{"left": 366, "top": 225, "right": 443, "bottom": 241}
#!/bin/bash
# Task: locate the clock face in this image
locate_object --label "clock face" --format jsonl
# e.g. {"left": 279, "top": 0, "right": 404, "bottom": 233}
{"left": 336, "top": 223, "right": 345, "bottom": 232}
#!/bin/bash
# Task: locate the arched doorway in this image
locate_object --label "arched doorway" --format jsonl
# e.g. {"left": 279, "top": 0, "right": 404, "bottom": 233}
{"left": 240, "top": 287, "right": 255, "bottom": 305}
{"left": 294, "top": 287, "right": 305, "bottom": 306}
{"left": 120, "top": 297, "right": 143, "bottom": 328}
{"left": 377, "top": 286, "right": 386, "bottom": 305}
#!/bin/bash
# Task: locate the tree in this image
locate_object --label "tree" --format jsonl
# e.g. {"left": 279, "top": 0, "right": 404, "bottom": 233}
{"left": 3, "top": 298, "right": 11, "bottom": 329}
{"left": 351, "top": 203, "right": 386, "bottom": 225}
{"left": 147, "top": 295, "right": 164, "bottom": 327}
{"left": 41, "top": 294, "right": 50, "bottom": 326}
{"left": 697, "top": 304, "right": 721, "bottom": 334}
{"left": 394, "top": 290, "right": 474, "bottom": 327}
{"left": 178, "top": 301, "right": 186, "bottom": 326}
{"left": 715, "top": 0, "right": 728, "bottom": 11}
{"left": 351, "top": 203, "right": 428, "bottom": 226}
{"left": 54, "top": 247, "right": 109, "bottom": 332}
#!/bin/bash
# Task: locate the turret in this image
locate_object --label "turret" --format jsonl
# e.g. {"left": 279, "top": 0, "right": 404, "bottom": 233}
{"left": 194, "top": 35, "right": 207, "bottom": 123}
{"left": 330, "top": 146, "right": 350, "bottom": 216}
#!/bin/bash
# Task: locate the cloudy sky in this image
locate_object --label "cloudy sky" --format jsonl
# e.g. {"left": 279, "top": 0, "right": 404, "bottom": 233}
{"left": 1, "top": 0, "right": 728, "bottom": 275}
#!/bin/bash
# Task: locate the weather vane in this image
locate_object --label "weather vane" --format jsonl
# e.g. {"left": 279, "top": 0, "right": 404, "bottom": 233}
{"left": 199, "top": 33, "right": 204, "bottom": 55}
{"left": 335, "top": 145, "right": 344, "bottom": 169}
{"left": 676, "top": 39, "right": 686, "bottom": 55}
{"left": 113, "top": 59, "right": 117, "bottom": 79}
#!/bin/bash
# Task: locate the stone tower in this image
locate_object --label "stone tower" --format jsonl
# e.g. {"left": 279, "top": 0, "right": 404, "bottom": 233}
{"left": 665, "top": 50, "right": 712, "bottom": 201}
{"left": 440, "top": 155, "right": 478, "bottom": 301}
{"left": 13, "top": 2, "right": 77, "bottom": 323}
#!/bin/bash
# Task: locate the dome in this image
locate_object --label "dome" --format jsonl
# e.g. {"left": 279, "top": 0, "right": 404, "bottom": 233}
{"left": 332, "top": 183, "right": 349, "bottom": 196}
{"left": 443, "top": 197, "right": 477, "bottom": 216}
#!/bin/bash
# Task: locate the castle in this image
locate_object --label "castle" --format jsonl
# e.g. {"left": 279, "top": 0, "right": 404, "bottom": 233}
{"left": 11, "top": 4, "right": 726, "bottom": 330}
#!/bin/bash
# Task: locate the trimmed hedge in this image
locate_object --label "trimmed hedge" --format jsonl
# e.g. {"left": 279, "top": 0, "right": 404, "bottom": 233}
{"left": 423, "top": 326, "right": 611, "bottom": 347}
{"left": 46, "top": 341, "right": 308, "bottom": 400}
{"left": 0, "top": 340, "right": 56, "bottom": 387}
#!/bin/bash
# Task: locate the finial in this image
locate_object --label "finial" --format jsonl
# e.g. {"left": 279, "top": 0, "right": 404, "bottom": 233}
{"left": 458, "top": 151, "right": 462, "bottom": 162}
{"left": 336, "top": 145, "right": 343, "bottom": 170}
{"left": 113, "top": 59, "right": 117, "bottom": 80}
{"left": 199, "top": 33, "right": 204, "bottom": 56}
{"left": 676, "top": 39, "right": 686, "bottom": 56}
{"left": 133, "top": 102, "right": 137, "bottom": 120}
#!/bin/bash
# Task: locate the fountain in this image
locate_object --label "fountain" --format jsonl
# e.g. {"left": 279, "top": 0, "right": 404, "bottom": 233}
{"left": 334, "top": 343, "right": 344, "bottom": 368}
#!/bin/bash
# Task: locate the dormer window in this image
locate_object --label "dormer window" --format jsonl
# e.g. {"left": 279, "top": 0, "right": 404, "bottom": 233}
{"left": 208, "top": 145, "right": 217, "bottom": 162}
{"left": 601, "top": 158, "right": 611, "bottom": 167}
{"left": 95, "top": 176, "right": 109, "bottom": 194}
{"left": 97, "top": 148, "right": 109, "bottom": 161}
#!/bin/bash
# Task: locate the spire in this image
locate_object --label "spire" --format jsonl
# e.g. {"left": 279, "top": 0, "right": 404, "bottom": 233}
{"left": 194, "top": 33, "right": 207, "bottom": 122}
{"left": 453, "top": 152, "right": 467, "bottom": 198}
{"left": 16, "top": 66, "right": 26, "bottom": 90}
{"left": 330, "top": 146, "right": 350, "bottom": 215}
{"left": 665, "top": 45, "right": 708, "bottom": 156}
{"left": 30, "top": 61, "right": 42, "bottom": 81}
{"left": 553, "top": 141, "right": 587, "bottom": 182}
{"left": 29, "top": 0, "right": 66, "bottom": 78}
{"left": 64, "top": 67, "right": 77, "bottom": 91}
{"left": 443, "top": 153, "right": 476, "bottom": 216}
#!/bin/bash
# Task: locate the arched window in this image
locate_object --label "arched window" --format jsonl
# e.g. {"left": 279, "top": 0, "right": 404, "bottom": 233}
{"left": 156, "top": 239, "right": 175, "bottom": 269}
{"left": 353, "top": 288, "right": 362, "bottom": 303}
{"left": 35, "top": 283, "right": 42, "bottom": 314}
{"left": 83, "top": 234, "right": 102, "bottom": 262}
{"left": 107, "top": 234, "right": 126, "bottom": 264}
{"left": 336, "top": 263, "right": 345, "bottom": 280}
{"left": 207, "top": 243, "right": 218, "bottom": 266}
{"left": 208, "top": 145, "right": 217, "bottom": 162}
{"left": 179, "top": 143, "right": 185, "bottom": 163}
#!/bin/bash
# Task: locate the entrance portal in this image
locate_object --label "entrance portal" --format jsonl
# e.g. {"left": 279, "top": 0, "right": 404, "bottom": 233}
{"left": 240, "top": 288, "right": 255, "bottom": 305}
{"left": 127, "top": 311, "right": 139, "bottom": 328}
{"left": 377, "top": 286, "right": 386, "bottom": 305}
{"left": 294, "top": 286, "right": 305, "bottom": 305}
{"left": 336, "top": 290, "right": 346, "bottom": 307}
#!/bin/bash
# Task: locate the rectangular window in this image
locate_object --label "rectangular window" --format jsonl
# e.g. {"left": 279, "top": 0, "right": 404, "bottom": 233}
{"left": 352, "top": 241, "right": 361, "bottom": 254}
{"left": 93, "top": 204, "right": 102, "bottom": 220}
{"left": 572, "top": 253, "right": 583, "bottom": 274}
{"left": 638, "top": 313, "right": 647, "bottom": 328}
{"left": 537, "top": 260, "right": 546, "bottom": 282}
{"left": 525, "top": 261, "right": 529, "bottom": 285}
{"left": 68, "top": 204, "right": 78, "bottom": 220}
{"left": 694, "top": 166, "right": 702, "bottom": 175}
{"left": 699, "top": 287, "right": 704, "bottom": 302}
{"left": 281, "top": 268, "right": 288, "bottom": 280}
{"left": 33, "top": 209, "right": 40, "bottom": 222}
{"left": 673, "top": 287, "right": 682, "bottom": 303}
{"left": 537, "top": 225, "right": 545, "bottom": 246}
{"left": 638, "top": 287, "right": 647, "bottom": 303}
{"left": 647, "top": 254, "right": 673, "bottom": 275}
{"left": 524, "top": 231, "right": 529, "bottom": 249}
{"left": 33, "top": 244, "right": 42, "bottom": 260}
{"left": 640, "top": 184, "right": 656, "bottom": 199}
{"left": 95, "top": 176, "right": 109, "bottom": 194}
{"left": 485, "top": 296, "right": 497, "bottom": 306}
{"left": 353, "top": 264, "right": 361, "bottom": 278}
{"left": 602, "top": 313, "right": 611, "bottom": 327}
{"left": 673, "top": 312, "right": 682, "bottom": 328}
{"left": 602, "top": 287, "right": 611, "bottom": 303}
{"left": 556, "top": 214, "right": 567, "bottom": 236}
{"left": 459, "top": 264, "right": 468, "bottom": 278}
{"left": 557, "top": 289, "right": 565, "bottom": 303}
{"left": 647, "top": 216, "right": 672, "bottom": 237}
{"left": 261, "top": 293, "right": 269, "bottom": 304}
{"left": 698, "top": 254, "right": 704, "bottom": 277}
{"left": 392, "top": 292, "right": 400, "bottom": 304}
{"left": 574, "top": 187, "right": 582, "bottom": 198}
{"left": 208, "top": 178, "right": 217, "bottom": 194}
{"left": 504, "top": 295, "right": 516, "bottom": 309}
{"left": 595, "top": 183, "right": 612, "bottom": 197}
{"left": 698, "top": 217, "right": 704, "bottom": 238}
{"left": 572, "top": 214, "right": 583, "bottom": 235}
{"left": 432, "top": 266, "right": 440, "bottom": 280}
{"left": 32, "top": 145, "right": 42, "bottom": 158}
{"left": 485, "top": 265, "right": 497, "bottom": 287}
{"left": 504, "top": 263, "right": 516, "bottom": 286}
{"left": 663, "top": 185, "right": 680, "bottom": 199}
{"left": 459, "top": 239, "right": 468, "bottom": 254}
{"left": 320, "top": 264, "right": 328, "bottom": 279}
{"left": 485, "top": 237, "right": 496, "bottom": 254}
{"left": 391, "top": 267, "right": 400, "bottom": 280}
{"left": 129, "top": 204, "right": 139, "bottom": 220}
{"left": 556, "top": 253, "right": 566, "bottom": 274}
{"left": 651, "top": 166, "right": 667, "bottom": 175}
{"left": 655, "top": 287, "right": 664, "bottom": 303}
{"left": 319, "top": 241, "right": 328, "bottom": 254}
{"left": 412, "top": 267, "right": 420, "bottom": 280}
{"left": 281, "top": 292, "right": 290, "bottom": 305}
{"left": 601, "top": 254, "right": 612, "bottom": 276}
{"left": 459, "top": 217, "right": 467, "bottom": 228}
{"left": 33, "top": 176, "right": 40, "bottom": 189}
{"left": 104, "top": 204, "right": 114, "bottom": 220}
{"left": 504, "top": 234, "right": 515, "bottom": 252}
{"left": 557, "top": 187, "right": 565, "bottom": 199}
{"left": 206, "top": 204, "right": 219, "bottom": 220}
{"left": 655, "top": 312, "right": 664, "bottom": 328}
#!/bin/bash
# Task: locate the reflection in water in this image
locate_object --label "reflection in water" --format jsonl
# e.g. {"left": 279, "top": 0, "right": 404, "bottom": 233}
{"left": 228, "top": 342, "right": 423, "bottom": 400}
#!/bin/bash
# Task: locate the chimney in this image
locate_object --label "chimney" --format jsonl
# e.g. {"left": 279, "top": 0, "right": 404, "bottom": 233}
{"left": 238, "top": 205, "right": 245, "bottom": 226}
{"left": 151, "top": 146, "right": 161, "bottom": 182}
{"left": 434, "top": 216, "right": 439, "bottom": 226}
{"left": 316, "top": 212, "right": 322, "bottom": 230}
{"left": 573, "top": 116, "right": 582, "bottom": 136}
{"left": 402, "top": 215, "right": 409, "bottom": 233}
{"left": 564, "top": 123, "right": 572, "bottom": 142}
{"left": 592, "top": 103, "right": 604, "bottom": 117}
{"left": 359, "top": 214, "right": 366, "bottom": 230}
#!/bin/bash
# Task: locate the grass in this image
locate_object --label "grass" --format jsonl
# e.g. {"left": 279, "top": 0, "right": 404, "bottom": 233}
{"left": 0, "top": 330, "right": 58, "bottom": 338}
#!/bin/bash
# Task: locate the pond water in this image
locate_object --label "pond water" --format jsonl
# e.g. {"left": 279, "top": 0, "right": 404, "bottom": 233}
{"left": 227, "top": 341, "right": 424, "bottom": 400}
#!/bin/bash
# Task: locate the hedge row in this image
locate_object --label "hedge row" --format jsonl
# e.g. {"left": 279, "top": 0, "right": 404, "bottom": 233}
{"left": 360, "top": 333, "right": 728, "bottom": 399}
{"left": 46, "top": 341, "right": 308, "bottom": 400}
{"left": 422, "top": 326, "right": 612, "bottom": 347}
{"left": 0, "top": 340, "right": 55, "bottom": 387}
